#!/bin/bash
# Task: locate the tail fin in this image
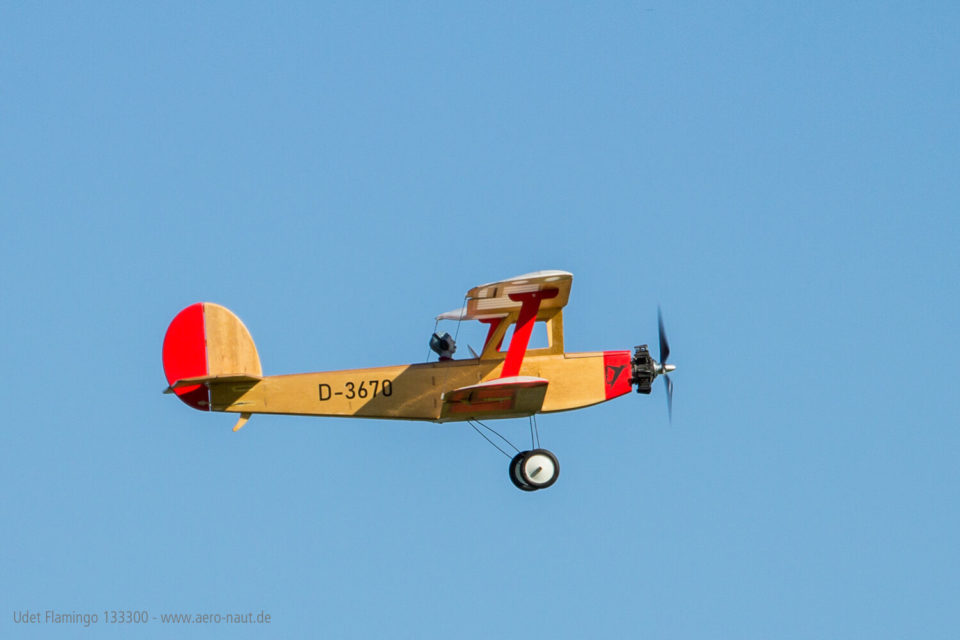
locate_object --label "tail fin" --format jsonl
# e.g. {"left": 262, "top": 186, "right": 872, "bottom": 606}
{"left": 162, "top": 303, "right": 262, "bottom": 411}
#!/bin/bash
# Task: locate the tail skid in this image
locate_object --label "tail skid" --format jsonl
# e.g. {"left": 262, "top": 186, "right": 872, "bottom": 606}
{"left": 232, "top": 412, "right": 252, "bottom": 432}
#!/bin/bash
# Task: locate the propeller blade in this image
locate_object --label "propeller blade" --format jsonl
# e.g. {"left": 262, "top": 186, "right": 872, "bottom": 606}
{"left": 658, "top": 306, "right": 670, "bottom": 364}
{"left": 664, "top": 374, "right": 673, "bottom": 423}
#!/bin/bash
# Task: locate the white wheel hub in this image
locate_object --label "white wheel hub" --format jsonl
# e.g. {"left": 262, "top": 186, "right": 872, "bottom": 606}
{"left": 521, "top": 450, "right": 559, "bottom": 488}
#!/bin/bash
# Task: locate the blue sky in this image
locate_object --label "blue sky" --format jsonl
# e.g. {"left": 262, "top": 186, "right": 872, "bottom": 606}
{"left": 2, "top": 3, "right": 958, "bottom": 638}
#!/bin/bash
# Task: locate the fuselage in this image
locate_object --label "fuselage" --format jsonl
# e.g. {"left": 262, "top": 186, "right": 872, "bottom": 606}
{"left": 210, "top": 350, "right": 633, "bottom": 422}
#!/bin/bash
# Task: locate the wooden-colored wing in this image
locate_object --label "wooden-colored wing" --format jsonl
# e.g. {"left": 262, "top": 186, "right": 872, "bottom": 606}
{"left": 439, "top": 376, "right": 549, "bottom": 421}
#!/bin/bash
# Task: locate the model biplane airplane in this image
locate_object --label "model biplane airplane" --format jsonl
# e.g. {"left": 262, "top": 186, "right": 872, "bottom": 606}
{"left": 162, "top": 270, "right": 675, "bottom": 491}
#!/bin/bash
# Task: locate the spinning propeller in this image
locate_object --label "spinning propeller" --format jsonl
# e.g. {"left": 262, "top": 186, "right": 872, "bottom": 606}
{"left": 657, "top": 307, "right": 676, "bottom": 421}
{"left": 630, "top": 307, "right": 677, "bottom": 422}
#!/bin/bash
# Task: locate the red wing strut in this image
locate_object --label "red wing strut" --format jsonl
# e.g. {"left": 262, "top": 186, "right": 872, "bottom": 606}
{"left": 500, "top": 288, "right": 558, "bottom": 378}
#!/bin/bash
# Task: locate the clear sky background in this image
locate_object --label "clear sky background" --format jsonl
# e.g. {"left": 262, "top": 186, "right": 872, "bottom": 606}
{"left": 2, "top": 3, "right": 958, "bottom": 638}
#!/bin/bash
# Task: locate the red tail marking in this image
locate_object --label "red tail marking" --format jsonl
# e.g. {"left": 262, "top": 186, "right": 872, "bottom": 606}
{"left": 501, "top": 288, "right": 558, "bottom": 378}
{"left": 162, "top": 303, "right": 210, "bottom": 411}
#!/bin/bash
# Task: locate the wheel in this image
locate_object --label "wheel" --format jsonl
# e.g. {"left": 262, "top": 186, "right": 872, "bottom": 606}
{"left": 519, "top": 449, "right": 559, "bottom": 489}
{"left": 509, "top": 451, "right": 537, "bottom": 491}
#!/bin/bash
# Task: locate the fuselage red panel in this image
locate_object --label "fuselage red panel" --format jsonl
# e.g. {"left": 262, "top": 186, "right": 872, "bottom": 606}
{"left": 602, "top": 351, "right": 633, "bottom": 400}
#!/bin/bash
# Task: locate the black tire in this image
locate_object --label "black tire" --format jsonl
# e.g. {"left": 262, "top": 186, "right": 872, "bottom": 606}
{"left": 519, "top": 448, "right": 559, "bottom": 489}
{"left": 509, "top": 451, "right": 537, "bottom": 491}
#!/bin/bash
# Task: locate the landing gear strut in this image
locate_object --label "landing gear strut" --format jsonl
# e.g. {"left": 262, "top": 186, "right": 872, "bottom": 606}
{"left": 509, "top": 448, "right": 560, "bottom": 491}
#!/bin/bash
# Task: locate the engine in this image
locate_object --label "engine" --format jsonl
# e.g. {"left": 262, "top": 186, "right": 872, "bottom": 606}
{"left": 630, "top": 344, "right": 655, "bottom": 394}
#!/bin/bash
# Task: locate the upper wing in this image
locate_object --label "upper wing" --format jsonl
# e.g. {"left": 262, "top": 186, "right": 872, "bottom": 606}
{"left": 436, "top": 270, "right": 573, "bottom": 321}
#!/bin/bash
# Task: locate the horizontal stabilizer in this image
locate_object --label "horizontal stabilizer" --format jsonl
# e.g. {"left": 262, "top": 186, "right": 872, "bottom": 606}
{"left": 440, "top": 376, "right": 548, "bottom": 421}
{"left": 163, "top": 374, "right": 262, "bottom": 394}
